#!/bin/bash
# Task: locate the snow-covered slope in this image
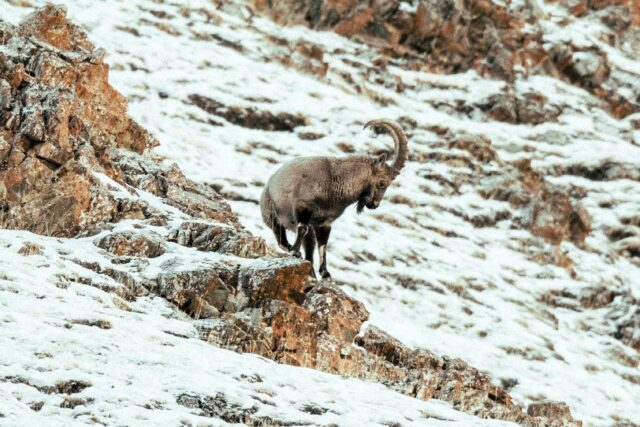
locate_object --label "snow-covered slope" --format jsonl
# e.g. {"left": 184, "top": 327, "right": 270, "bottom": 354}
{"left": 0, "top": 230, "right": 516, "bottom": 427}
{"left": 1, "top": 0, "right": 639, "bottom": 426}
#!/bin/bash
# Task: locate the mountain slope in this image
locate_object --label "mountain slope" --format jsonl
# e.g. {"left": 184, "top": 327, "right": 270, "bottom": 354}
{"left": 1, "top": 1, "right": 639, "bottom": 426}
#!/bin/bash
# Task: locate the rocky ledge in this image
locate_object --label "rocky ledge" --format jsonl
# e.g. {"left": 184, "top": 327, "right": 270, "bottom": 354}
{"left": 0, "top": 4, "right": 585, "bottom": 427}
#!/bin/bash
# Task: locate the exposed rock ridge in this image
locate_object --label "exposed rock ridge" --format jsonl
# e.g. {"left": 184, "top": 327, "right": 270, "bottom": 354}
{"left": 0, "top": 4, "right": 257, "bottom": 239}
{"left": 254, "top": 0, "right": 639, "bottom": 118}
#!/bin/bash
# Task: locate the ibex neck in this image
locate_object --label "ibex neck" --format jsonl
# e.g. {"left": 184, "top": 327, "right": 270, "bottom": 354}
{"left": 331, "top": 157, "right": 372, "bottom": 205}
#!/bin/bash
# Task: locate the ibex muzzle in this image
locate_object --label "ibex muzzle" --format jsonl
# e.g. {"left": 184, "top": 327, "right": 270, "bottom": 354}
{"left": 260, "top": 119, "right": 408, "bottom": 279}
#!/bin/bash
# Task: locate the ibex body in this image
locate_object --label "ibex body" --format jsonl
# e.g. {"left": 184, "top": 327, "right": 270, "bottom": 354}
{"left": 260, "top": 119, "right": 408, "bottom": 278}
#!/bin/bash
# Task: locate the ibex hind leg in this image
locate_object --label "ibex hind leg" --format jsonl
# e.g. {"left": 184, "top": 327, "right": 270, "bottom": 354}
{"left": 289, "top": 207, "right": 312, "bottom": 259}
{"left": 269, "top": 219, "right": 291, "bottom": 253}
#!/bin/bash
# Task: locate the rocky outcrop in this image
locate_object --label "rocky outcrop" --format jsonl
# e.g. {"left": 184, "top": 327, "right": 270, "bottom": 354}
{"left": 254, "top": 0, "right": 639, "bottom": 118}
{"left": 481, "top": 159, "right": 591, "bottom": 245}
{"left": 527, "top": 401, "right": 577, "bottom": 423}
{"left": 432, "top": 129, "right": 592, "bottom": 246}
{"left": 194, "top": 265, "right": 580, "bottom": 426}
{"left": 188, "top": 94, "right": 308, "bottom": 131}
{"left": 540, "top": 284, "right": 639, "bottom": 352}
{"left": 176, "top": 393, "right": 262, "bottom": 425}
{"left": 95, "top": 230, "right": 166, "bottom": 258}
{"left": 0, "top": 5, "right": 241, "bottom": 236}
{"left": 1, "top": 6, "right": 148, "bottom": 236}
{"left": 255, "top": 0, "right": 528, "bottom": 80}
{"left": 478, "top": 91, "right": 563, "bottom": 125}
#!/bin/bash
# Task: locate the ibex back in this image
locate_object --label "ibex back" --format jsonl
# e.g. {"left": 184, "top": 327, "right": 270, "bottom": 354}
{"left": 260, "top": 119, "right": 408, "bottom": 278}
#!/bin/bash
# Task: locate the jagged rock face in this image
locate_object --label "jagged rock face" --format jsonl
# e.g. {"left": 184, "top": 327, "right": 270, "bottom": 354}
{"left": 256, "top": 0, "right": 526, "bottom": 79}
{"left": 194, "top": 267, "right": 581, "bottom": 427}
{"left": 255, "top": 0, "right": 639, "bottom": 117}
{"left": 0, "top": 5, "right": 245, "bottom": 237}
{"left": 0, "top": 5, "right": 151, "bottom": 235}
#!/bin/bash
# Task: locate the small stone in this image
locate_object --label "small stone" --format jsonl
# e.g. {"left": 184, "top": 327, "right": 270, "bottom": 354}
{"left": 0, "top": 79, "right": 11, "bottom": 111}
{"left": 29, "top": 401, "right": 44, "bottom": 412}
{"left": 18, "top": 242, "right": 43, "bottom": 256}
{"left": 55, "top": 379, "right": 91, "bottom": 394}
{"left": 59, "top": 397, "right": 86, "bottom": 409}
{"left": 527, "top": 401, "right": 574, "bottom": 420}
{"left": 68, "top": 319, "right": 112, "bottom": 329}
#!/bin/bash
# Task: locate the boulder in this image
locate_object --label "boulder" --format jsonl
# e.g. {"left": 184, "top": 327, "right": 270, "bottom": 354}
{"left": 169, "top": 221, "right": 268, "bottom": 258}
{"left": 527, "top": 401, "right": 575, "bottom": 422}
{"left": 158, "top": 264, "right": 241, "bottom": 318}
{"left": 481, "top": 159, "right": 591, "bottom": 245}
{"left": 95, "top": 231, "right": 167, "bottom": 258}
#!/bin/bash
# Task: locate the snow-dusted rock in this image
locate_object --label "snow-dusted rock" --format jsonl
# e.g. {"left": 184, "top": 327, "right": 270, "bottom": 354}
{"left": 95, "top": 230, "right": 167, "bottom": 258}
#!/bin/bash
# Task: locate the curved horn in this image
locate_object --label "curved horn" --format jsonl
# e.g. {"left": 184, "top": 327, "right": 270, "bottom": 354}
{"left": 363, "top": 119, "right": 408, "bottom": 173}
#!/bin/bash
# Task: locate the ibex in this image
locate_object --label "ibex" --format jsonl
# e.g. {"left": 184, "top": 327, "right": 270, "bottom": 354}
{"left": 260, "top": 119, "right": 408, "bottom": 279}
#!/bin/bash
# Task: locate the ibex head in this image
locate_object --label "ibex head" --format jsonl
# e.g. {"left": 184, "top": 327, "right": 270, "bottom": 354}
{"left": 357, "top": 119, "right": 409, "bottom": 213}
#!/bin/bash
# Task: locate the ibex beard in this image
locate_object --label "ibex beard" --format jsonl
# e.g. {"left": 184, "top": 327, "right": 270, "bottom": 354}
{"left": 260, "top": 119, "right": 408, "bottom": 279}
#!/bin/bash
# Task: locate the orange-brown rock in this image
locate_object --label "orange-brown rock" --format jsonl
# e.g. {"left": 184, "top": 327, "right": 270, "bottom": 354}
{"left": 192, "top": 265, "right": 581, "bottom": 426}
{"left": 0, "top": 5, "right": 256, "bottom": 237}
{"left": 482, "top": 159, "right": 591, "bottom": 245}
{"left": 632, "top": 0, "right": 640, "bottom": 25}
{"left": 17, "top": 4, "right": 94, "bottom": 53}
{"left": 0, "top": 6, "right": 159, "bottom": 236}
{"left": 255, "top": 0, "right": 639, "bottom": 119}
{"left": 254, "top": 0, "right": 528, "bottom": 79}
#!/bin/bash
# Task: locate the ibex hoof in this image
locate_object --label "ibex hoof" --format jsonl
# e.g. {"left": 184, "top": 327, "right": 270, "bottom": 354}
{"left": 320, "top": 270, "right": 331, "bottom": 279}
{"left": 290, "top": 250, "right": 302, "bottom": 259}
{"left": 278, "top": 244, "right": 291, "bottom": 253}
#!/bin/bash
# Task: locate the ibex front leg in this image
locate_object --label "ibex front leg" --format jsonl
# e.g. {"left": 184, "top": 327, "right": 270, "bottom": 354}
{"left": 315, "top": 225, "right": 331, "bottom": 279}
{"left": 303, "top": 230, "right": 317, "bottom": 278}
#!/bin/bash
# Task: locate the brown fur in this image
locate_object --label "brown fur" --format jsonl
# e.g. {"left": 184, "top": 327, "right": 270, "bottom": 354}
{"left": 260, "top": 119, "right": 408, "bottom": 278}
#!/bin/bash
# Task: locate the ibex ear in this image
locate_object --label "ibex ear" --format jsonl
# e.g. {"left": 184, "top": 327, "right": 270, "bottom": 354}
{"left": 374, "top": 153, "right": 387, "bottom": 170}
